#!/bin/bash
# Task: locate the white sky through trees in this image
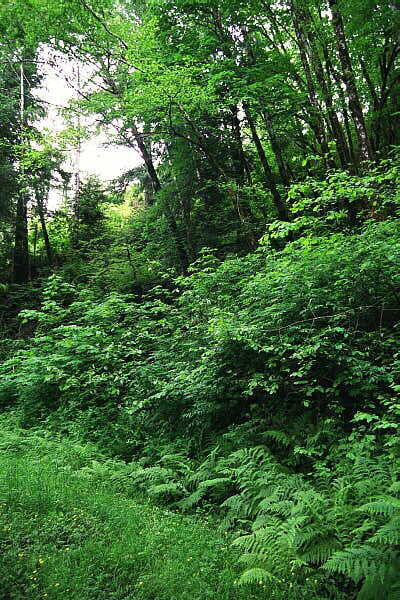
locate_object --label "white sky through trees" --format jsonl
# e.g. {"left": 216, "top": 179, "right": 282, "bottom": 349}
{"left": 35, "top": 52, "right": 142, "bottom": 208}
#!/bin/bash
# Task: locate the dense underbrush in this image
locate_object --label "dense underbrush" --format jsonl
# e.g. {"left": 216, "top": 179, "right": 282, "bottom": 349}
{"left": 0, "top": 214, "right": 399, "bottom": 597}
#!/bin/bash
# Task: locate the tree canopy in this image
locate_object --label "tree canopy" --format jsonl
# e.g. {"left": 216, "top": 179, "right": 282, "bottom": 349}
{"left": 0, "top": 2, "right": 399, "bottom": 599}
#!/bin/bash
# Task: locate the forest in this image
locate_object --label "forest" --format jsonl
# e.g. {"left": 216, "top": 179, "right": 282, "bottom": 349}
{"left": 0, "top": 0, "right": 399, "bottom": 598}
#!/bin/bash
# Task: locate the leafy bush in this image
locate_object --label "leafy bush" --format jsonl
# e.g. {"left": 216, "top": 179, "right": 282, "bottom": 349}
{"left": 0, "top": 217, "right": 399, "bottom": 596}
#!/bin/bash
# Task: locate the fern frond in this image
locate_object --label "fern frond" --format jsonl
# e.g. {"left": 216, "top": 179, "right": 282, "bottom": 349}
{"left": 369, "top": 517, "right": 400, "bottom": 545}
{"left": 323, "top": 545, "right": 385, "bottom": 582}
{"left": 221, "top": 493, "right": 244, "bottom": 511}
{"left": 130, "top": 466, "right": 174, "bottom": 482}
{"left": 295, "top": 524, "right": 329, "bottom": 547}
{"left": 388, "top": 481, "right": 400, "bottom": 494}
{"left": 176, "top": 488, "right": 206, "bottom": 510}
{"left": 258, "top": 498, "right": 293, "bottom": 516}
{"left": 359, "top": 496, "right": 400, "bottom": 517}
{"left": 148, "top": 482, "right": 183, "bottom": 498}
{"left": 160, "top": 453, "right": 191, "bottom": 471}
{"left": 263, "top": 430, "right": 292, "bottom": 447}
{"left": 232, "top": 530, "right": 274, "bottom": 556}
{"left": 238, "top": 552, "right": 269, "bottom": 565}
{"left": 350, "top": 519, "right": 377, "bottom": 539}
{"left": 300, "top": 538, "right": 340, "bottom": 565}
{"left": 237, "top": 567, "right": 278, "bottom": 585}
{"left": 252, "top": 514, "right": 274, "bottom": 531}
{"left": 357, "top": 555, "right": 400, "bottom": 600}
{"left": 198, "top": 477, "right": 231, "bottom": 490}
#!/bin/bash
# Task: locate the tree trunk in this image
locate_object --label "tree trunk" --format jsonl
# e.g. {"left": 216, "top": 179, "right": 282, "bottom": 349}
{"left": 229, "top": 105, "right": 252, "bottom": 184}
{"left": 302, "top": 14, "right": 351, "bottom": 167}
{"left": 131, "top": 125, "right": 161, "bottom": 198}
{"left": 324, "top": 50, "right": 357, "bottom": 168}
{"left": 37, "top": 193, "right": 54, "bottom": 266}
{"left": 290, "top": 0, "right": 330, "bottom": 159}
{"left": 13, "top": 193, "right": 30, "bottom": 283}
{"left": 262, "top": 110, "right": 291, "bottom": 186}
{"left": 13, "top": 62, "right": 30, "bottom": 283}
{"left": 244, "top": 103, "right": 289, "bottom": 221}
{"left": 327, "top": 0, "right": 374, "bottom": 162}
{"left": 130, "top": 128, "right": 189, "bottom": 271}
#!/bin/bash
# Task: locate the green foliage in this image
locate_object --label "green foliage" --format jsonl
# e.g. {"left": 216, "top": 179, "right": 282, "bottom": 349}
{"left": 0, "top": 2, "right": 399, "bottom": 597}
{"left": 0, "top": 418, "right": 270, "bottom": 600}
{"left": 2, "top": 209, "right": 399, "bottom": 595}
{"left": 2, "top": 214, "right": 400, "bottom": 438}
{"left": 124, "top": 432, "right": 399, "bottom": 597}
{"left": 0, "top": 226, "right": 398, "bottom": 598}
{"left": 267, "top": 156, "right": 400, "bottom": 241}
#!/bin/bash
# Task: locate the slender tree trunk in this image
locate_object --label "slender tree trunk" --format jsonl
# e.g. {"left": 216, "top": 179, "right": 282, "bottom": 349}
{"left": 13, "top": 62, "right": 30, "bottom": 283}
{"left": 71, "top": 65, "right": 82, "bottom": 248}
{"left": 362, "top": 39, "right": 400, "bottom": 152}
{"left": 130, "top": 128, "right": 189, "bottom": 271}
{"left": 240, "top": 35, "right": 291, "bottom": 187}
{"left": 13, "top": 193, "right": 30, "bottom": 283}
{"left": 290, "top": 0, "right": 330, "bottom": 159}
{"left": 328, "top": 0, "right": 374, "bottom": 162}
{"left": 37, "top": 193, "right": 54, "bottom": 266}
{"left": 33, "top": 222, "right": 38, "bottom": 266}
{"left": 244, "top": 103, "right": 289, "bottom": 221}
{"left": 230, "top": 105, "right": 252, "bottom": 184}
{"left": 131, "top": 125, "right": 161, "bottom": 198}
{"left": 262, "top": 110, "right": 291, "bottom": 186}
{"left": 302, "top": 15, "right": 351, "bottom": 167}
{"left": 324, "top": 51, "right": 357, "bottom": 167}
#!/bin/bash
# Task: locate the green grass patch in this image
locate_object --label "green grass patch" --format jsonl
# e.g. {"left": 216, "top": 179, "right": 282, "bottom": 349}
{"left": 0, "top": 420, "right": 269, "bottom": 600}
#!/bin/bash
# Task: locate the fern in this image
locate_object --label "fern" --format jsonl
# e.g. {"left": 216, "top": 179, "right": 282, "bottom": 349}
{"left": 359, "top": 496, "right": 400, "bottom": 518}
{"left": 148, "top": 482, "right": 184, "bottom": 498}
{"left": 221, "top": 493, "right": 244, "bottom": 512}
{"left": 130, "top": 466, "right": 174, "bottom": 483}
{"left": 323, "top": 545, "right": 386, "bottom": 582}
{"left": 300, "top": 538, "right": 340, "bottom": 565}
{"left": 369, "top": 516, "right": 400, "bottom": 545}
{"left": 177, "top": 488, "right": 207, "bottom": 510}
{"left": 159, "top": 453, "right": 192, "bottom": 471}
{"left": 197, "top": 477, "right": 231, "bottom": 491}
{"left": 358, "top": 559, "right": 400, "bottom": 600}
{"left": 237, "top": 567, "right": 277, "bottom": 585}
{"left": 263, "top": 430, "right": 292, "bottom": 448}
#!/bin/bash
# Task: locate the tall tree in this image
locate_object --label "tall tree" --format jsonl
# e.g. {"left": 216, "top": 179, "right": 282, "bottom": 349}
{"left": 327, "top": 0, "right": 374, "bottom": 162}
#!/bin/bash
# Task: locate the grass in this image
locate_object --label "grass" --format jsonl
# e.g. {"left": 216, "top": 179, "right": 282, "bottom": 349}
{"left": 0, "top": 417, "right": 267, "bottom": 600}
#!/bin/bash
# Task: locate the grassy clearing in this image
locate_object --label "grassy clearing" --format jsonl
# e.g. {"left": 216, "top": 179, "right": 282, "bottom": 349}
{"left": 0, "top": 419, "right": 266, "bottom": 600}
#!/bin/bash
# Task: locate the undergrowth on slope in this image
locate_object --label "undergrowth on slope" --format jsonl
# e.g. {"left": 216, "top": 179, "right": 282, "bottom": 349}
{"left": 0, "top": 215, "right": 399, "bottom": 597}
